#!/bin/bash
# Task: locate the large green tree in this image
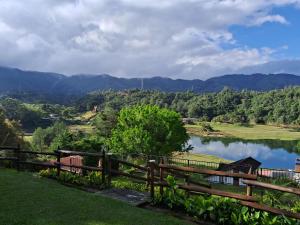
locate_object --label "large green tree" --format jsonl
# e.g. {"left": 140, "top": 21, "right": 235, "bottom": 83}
{"left": 108, "top": 105, "right": 189, "bottom": 156}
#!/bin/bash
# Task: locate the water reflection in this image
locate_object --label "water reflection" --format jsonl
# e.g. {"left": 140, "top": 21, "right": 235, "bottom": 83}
{"left": 189, "top": 136, "right": 300, "bottom": 169}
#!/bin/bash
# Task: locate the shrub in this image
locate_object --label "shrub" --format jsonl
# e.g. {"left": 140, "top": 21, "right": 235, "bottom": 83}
{"left": 111, "top": 179, "right": 147, "bottom": 192}
{"left": 155, "top": 176, "right": 299, "bottom": 225}
{"left": 39, "top": 169, "right": 103, "bottom": 187}
{"left": 198, "top": 122, "right": 215, "bottom": 132}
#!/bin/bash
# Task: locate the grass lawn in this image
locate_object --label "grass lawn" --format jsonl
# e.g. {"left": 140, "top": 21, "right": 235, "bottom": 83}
{"left": 0, "top": 169, "right": 189, "bottom": 225}
{"left": 186, "top": 123, "right": 300, "bottom": 141}
{"left": 173, "top": 152, "right": 231, "bottom": 164}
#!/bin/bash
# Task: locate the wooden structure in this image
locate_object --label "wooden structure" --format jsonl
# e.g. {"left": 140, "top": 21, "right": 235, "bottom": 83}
{"left": 1, "top": 146, "right": 300, "bottom": 220}
{"left": 151, "top": 162, "right": 300, "bottom": 220}
{"left": 216, "top": 157, "right": 261, "bottom": 185}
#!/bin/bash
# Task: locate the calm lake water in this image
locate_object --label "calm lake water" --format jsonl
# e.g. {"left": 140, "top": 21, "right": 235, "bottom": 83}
{"left": 188, "top": 135, "right": 300, "bottom": 169}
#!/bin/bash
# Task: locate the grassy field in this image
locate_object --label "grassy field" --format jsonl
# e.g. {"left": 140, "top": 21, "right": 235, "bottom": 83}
{"left": 186, "top": 123, "right": 300, "bottom": 141}
{"left": 69, "top": 124, "right": 95, "bottom": 133}
{"left": 0, "top": 169, "right": 189, "bottom": 225}
{"left": 173, "top": 152, "right": 231, "bottom": 163}
{"left": 75, "top": 111, "right": 97, "bottom": 121}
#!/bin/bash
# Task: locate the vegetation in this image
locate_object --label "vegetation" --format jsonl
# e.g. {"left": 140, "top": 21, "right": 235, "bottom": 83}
{"left": 77, "top": 87, "right": 300, "bottom": 126}
{"left": 155, "top": 176, "right": 300, "bottom": 225}
{"left": 92, "top": 107, "right": 118, "bottom": 137}
{"left": 0, "top": 169, "right": 187, "bottom": 225}
{"left": 0, "top": 108, "right": 23, "bottom": 146}
{"left": 173, "top": 152, "right": 231, "bottom": 164}
{"left": 187, "top": 123, "right": 300, "bottom": 141}
{"left": 108, "top": 105, "right": 189, "bottom": 156}
{"left": 39, "top": 169, "right": 103, "bottom": 187}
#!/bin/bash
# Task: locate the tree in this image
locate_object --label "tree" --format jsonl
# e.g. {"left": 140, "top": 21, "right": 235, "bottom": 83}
{"left": 92, "top": 107, "right": 118, "bottom": 137}
{"left": 31, "top": 121, "right": 69, "bottom": 151}
{"left": 108, "top": 105, "right": 189, "bottom": 156}
{"left": 0, "top": 108, "right": 23, "bottom": 146}
{"left": 31, "top": 127, "right": 47, "bottom": 151}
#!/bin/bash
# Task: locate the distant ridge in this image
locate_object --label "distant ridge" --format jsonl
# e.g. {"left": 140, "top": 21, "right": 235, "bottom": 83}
{"left": 0, "top": 66, "right": 300, "bottom": 95}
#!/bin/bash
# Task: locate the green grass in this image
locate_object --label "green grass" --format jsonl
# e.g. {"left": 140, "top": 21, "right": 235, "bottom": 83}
{"left": 75, "top": 111, "right": 97, "bottom": 121}
{"left": 0, "top": 169, "right": 189, "bottom": 225}
{"left": 69, "top": 124, "right": 95, "bottom": 133}
{"left": 23, "top": 135, "right": 33, "bottom": 143}
{"left": 186, "top": 122, "right": 300, "bottom": 141}
{"left": 173, "top": 152, "right": 231, "bottom": 164}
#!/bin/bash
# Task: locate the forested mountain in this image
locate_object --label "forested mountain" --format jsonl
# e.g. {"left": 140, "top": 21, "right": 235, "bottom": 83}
{"left": 77, "top": 87, "right": 300, "bottom": 125}
{"left": 1, "top": 66, "right": 300, "bottom": 95}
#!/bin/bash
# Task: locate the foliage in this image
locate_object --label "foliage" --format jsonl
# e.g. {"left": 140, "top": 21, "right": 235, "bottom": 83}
{"left": 0, "top": 108, "right": 23, "bottom": 146}
{"left": 77, "top": 87, "right": 300, "bottom": 126}
{"left": 39, "top": 169, "right": 103, "bottom": 187}
{"left": 31, "top": 121, "right": 69, "bottom": 151}
{"left": 111, "top": 178, "right": 147, "bottom": 192}
{"left": 92, "top": 107, "right": 118, "bottom": 137}
{"left": 155, "top": 176, "right": 300, "bottom": 225}
{"left": 198, "top": 122, "right": 215, "bottom": 132}
{"left": 32, "top": 121, "right": 105, "bottom": 165}
{"left": 0, "top": 98, "right": 45, "bottom": 130}
{"left": 108, "top": 105, "right": 189, "bottom": 156}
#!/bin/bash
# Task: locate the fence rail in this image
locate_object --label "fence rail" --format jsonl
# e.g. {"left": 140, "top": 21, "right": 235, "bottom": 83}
{"left": 151, "top": 162, "right": 300, "bottom": 220}
{"left": 1, "top": 146, "right": 300, "bottom": 220}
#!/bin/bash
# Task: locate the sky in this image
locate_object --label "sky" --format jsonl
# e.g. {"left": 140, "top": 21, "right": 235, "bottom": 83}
{"left": 0, "top": 0, "right": 300, "bottom": 79}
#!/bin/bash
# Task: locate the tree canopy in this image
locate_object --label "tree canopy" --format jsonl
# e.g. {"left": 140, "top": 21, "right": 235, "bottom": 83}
{"left": 108, "top": 105, "right": 189, "bottom": 156}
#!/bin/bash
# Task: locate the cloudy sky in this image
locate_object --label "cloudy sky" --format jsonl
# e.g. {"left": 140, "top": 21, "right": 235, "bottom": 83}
{"left": 0, "top": 0, "right": 300, "bottom": 79}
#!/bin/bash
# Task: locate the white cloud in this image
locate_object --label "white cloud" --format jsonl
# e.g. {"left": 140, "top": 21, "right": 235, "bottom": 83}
{"left": 0, "top": 0, "right": 299, "bottom": 78}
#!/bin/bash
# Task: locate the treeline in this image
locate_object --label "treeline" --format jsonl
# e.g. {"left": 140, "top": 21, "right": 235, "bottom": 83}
{"left": 0, "top": 98, "right": 76, "bottom": 131}
{"left": 77, "top": 87, "right": 300, "bottom": 125}
{"left": 0, "top": 108, "right": 24, "bottom": 146}
{"left": 2, "top": 87, "right": 300, "bottom": 127}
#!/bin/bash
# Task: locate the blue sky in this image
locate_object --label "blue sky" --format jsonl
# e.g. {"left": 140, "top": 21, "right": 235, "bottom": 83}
{"left": 230, "top": 5, "right": 300, "bottom": 60}
{"left": 0, "top": 0, "right": 300, "bottom": 79}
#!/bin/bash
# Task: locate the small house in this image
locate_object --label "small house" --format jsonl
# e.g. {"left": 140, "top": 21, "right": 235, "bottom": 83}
{"left": 209, "top": 157, "right": 261, "bottom": 186}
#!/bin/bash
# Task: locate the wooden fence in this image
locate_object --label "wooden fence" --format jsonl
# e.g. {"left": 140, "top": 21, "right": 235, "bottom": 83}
{"left": 1, "top": 146, "right": 300, "bottom": 220}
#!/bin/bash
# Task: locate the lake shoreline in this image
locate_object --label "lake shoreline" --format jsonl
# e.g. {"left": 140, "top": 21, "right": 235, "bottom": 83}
{"left": 187, "top": 134, "right": 300, "bottom": 169}
{"left": 185, "top": 123, "right": 300, "bottom": 141}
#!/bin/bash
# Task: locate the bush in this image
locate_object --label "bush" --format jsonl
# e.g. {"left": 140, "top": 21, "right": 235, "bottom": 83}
{"left": 39, "top": 169, "right": 103, "bottom": 187}
{"left": 155, "top": 176, "right": 299, "bottom": 225}
{"left": 198, "top": 122, "right": 215, "bottom": 132}
{"left": 111, "top": 178, "right": 147, "bottom": 192}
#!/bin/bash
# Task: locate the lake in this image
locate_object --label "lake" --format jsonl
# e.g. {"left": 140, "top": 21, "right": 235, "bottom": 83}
{"left": 188, "top": 135, "right": 300, "bottom": 169}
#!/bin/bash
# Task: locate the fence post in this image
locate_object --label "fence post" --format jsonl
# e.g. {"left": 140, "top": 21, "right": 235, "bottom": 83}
{"left": 107, "top": 153, "right": 113, "bottom": 187}
{"left": 55, "top": 147, "right": 61, "bottom": 177}
{"left": 146, "top": 163, "right": 151, "bottom": 190}
{"left": 246, "top": 167, "right": 253, "bottom": 197}
{"left": 159, "top": 158, "right": 164, "bottom": 196}
{"left": 187, "top": 159, "right": 190, "bottom": 167}
{"left": 101, "top": 149, "right": 106, "bottom": 185}
{"left": 15, "top": 144, "right": 21, "bottom": 171}
{"left": 149, "top": 160, "right": 155, "bottom": 199}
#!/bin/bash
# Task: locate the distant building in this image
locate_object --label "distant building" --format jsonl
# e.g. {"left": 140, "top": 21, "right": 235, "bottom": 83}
{"left": 209, "top": 157, "right": 261, "bottom": 186}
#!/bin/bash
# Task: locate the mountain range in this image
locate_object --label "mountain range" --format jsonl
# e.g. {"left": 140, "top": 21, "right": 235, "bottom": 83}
{"left": 1, "top": 66, "right": 300, "bottom": 96}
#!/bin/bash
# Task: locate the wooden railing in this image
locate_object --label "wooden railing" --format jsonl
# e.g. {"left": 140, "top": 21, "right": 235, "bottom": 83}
{"left": 1, "top": 146, "right": 300, "bottom": 220}
{"left": 150, "top": 162, "right": 300, "bottom": 220}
